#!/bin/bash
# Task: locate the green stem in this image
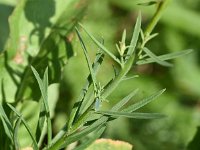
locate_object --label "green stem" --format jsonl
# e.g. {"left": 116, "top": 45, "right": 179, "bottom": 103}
{"left": 101, "top": 54, "right": 135, "bottom": 99}
{"left": 144, "top": 0, "right": 172, "bottom": 37}
{"left": 139, "top": 0, "right": 171, "bottom": 57}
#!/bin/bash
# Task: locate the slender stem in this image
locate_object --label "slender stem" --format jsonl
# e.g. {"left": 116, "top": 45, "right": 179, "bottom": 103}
{"left": 101, "top": 54, "right": 135, "bottom": 99}
{"left": 144, "top": 0, "right": 172, "bottom": 37}
{"left": 138, "top": 0, "right": 171, "bottom": 57}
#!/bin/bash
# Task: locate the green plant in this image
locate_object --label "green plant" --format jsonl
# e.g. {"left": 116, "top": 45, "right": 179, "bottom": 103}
{"left": 0, "top": 0, "right": 193, "bottom": 149}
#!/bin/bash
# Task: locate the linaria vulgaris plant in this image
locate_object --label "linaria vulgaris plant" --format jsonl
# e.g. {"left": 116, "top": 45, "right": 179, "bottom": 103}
{"left": 0, "top": 0, "right": 192, "bottom": 149}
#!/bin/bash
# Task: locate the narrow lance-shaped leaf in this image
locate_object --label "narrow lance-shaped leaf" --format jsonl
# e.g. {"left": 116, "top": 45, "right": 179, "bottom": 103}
{"left": 97, "top": 111, "right": 166, "bottom": 119}
{"left": 13, "top": 116, "right": 22, "bottom": 150}
{"left": 142, "top": 47, "right": 173, "bottom": 67}
{"left": 75, "top": 27, "right": 98, "bottom": 92}
{"left": 0, "top": 104, "right": 14, "bottom": 140}
{"left": 69, "top": 125, "right": 106, "bottom": 150}
{"left": 111, "top": 89, "right": 139, "bottom": 111}
{"left": 36, "top": 100, "right": 46, "bottom": 146}
{"left": 79, "top": 23, "right": 121, "bottom": 65}
{"left": 137, "top": 49, "right": 193, "bottom": 65}
{"left": 126, "top": 13, "right": 141, "bottom": 58}
{"left": 122, "top": 75, "right": 139, "bottom": 81}
{"left": 7, "top": 103, "right": 39, "bottom": 150}
{"left": 62, "top": 119, "right": 106, "bottom": 146}
{"left": 122, "top": 89, "right": 166, "bottom": 113}
{"left": 31, "top": 66, "right": 52, "bottom": 145}
{"left": 31, "top": 67, "right": 48, "bottom": 111}
{"left": 43, "top": 68, "right": 52, "bottom": 145}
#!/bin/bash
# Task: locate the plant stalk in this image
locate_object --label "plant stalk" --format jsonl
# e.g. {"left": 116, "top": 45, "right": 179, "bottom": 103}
{"left": 144, "top": 0, "right": 172, "bottom": 37}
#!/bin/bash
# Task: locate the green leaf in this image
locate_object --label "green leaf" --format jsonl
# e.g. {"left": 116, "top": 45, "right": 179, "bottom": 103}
{"left": 122, "top": 89, "right": 166, "bottom": 113}
{"left": 126, "top": 12, "right": 141, "bottom": 58}
{"left": 13, "top": 116, "right": 22, "bottom": 150}
{"left": 137, "top": 49, "right": 193, "bottom": 65}
{"left": 7, "top": 103, "right": 39, "bottom": 150}
{"left": 0, "top": 3, "right": 13, "bottom": 52}
{"left": 58, "top": 117, "right": 108, "bottom": 149}
{"left": 142, "top": 47, "right": 173, "bottom": 67}
{"left": 187, "top": 126, "right": 200, "bottom": 150}
{"left": 75, "top": 27, "right": 97, "bottom": 92}
{"left": 2, "top": 0, "right": 87, "bottom": 103}
{"left": 31, "top": 66, "right": 47, "bottom": 106}
{"left": 97, "top": 111, "right": 166, "bottom": 119}
{"left": 31, "top": 66, "right": 52, "bottom": 145}
{"left": 122, "top": 75, "right": 139, "bottom": 81}
{"left": 36, "top": 99, "right": 46, "bottom": 145}
{"left": 138, "top": 1, "right": 158, "bottom": 6}
{"left": 73, "top": 125, "right": 106, "bottom": 150}
{"left": 0, "top": 103, "right": 13, "bottom": 140}
{"left": 111, "top": 89, "right": 139, "bottom": 111}
{"left": 79, "top": 23, "right": 121, "bottom": 65}
{"left": 122, "top": 29, "right": 126, "bottom": 45}
{"left": 6, "top": 0, "right": 87, "bottom": 59}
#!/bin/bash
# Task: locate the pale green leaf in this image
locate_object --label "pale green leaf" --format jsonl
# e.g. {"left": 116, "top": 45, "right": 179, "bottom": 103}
{"left": 122, "top": 89, "right": 166, "bottom": 113}
{"left": 60, "top": 117, "right": 107, "bottom": 149}
{"left": 137, "top": 49, "right": 193, "bottom": 65}
{"left": 7, "top": 103, "right": 39, "bottom": 150}
{"left": 126, "top": 13, "right": 141, "bottom": 57}
{"left": 73, "top": 125, "right": 106, "bottom": 150}
{"left": 75, "top": 27, "right": 97, "bottom": 91}
{"left": 111, "top": 89, "right": 139, "bottom": 111}
{"left": 142, "top": 47, "right": 173, "bottom": 67}
{"left": 0, "top": 103, "right": 13, "bottom": 140}
{"left": 13, "top": 116, "right": 22, "bottom": 150}
{"left": 79, "top": 23, "right": 121, "bottom": 65}
{"left": 97, "top": 111, "right": 166, "bottom": 119}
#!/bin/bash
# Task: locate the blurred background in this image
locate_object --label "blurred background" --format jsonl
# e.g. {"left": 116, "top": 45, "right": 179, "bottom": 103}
{"left": 1, "top": 0, "right": 200, "bottom": 149}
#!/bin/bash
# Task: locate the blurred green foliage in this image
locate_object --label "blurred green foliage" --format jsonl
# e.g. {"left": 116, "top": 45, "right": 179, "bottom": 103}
{"left": 0, "top": 0, "right": 200, "bottom": 149}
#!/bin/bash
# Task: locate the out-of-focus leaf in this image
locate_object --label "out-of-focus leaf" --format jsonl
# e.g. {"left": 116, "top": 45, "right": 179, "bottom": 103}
{"left": 111, "top": 0, "right": 200, "bottom": 37}
{"left": 7, "top": 103, "right": 39, "bottom": 150}
{"left": 0, "top": 103, "right": 13, "bottom": 140}
{"left": 86, "top": 139, "right": 133, "bottom": 150}
{"left": 187, "top": 126, "right": 200, "bottom": 150}
{"left": 6, "top": 0, "right": 87, "bottom": 59}
{"left": 0, "top": 0, "right": 87, "bottom": 104}
{"left": 0, "top": 0, "right": 17, "bottom": 6}
{"left": 0, "top": 4, "right": 13, "bottom": 52}
{"left": 138, "top": 1, "right": 158, "bottom": 6}
{"left": 13, "top": 116, "right": 22, "bottom": 150}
